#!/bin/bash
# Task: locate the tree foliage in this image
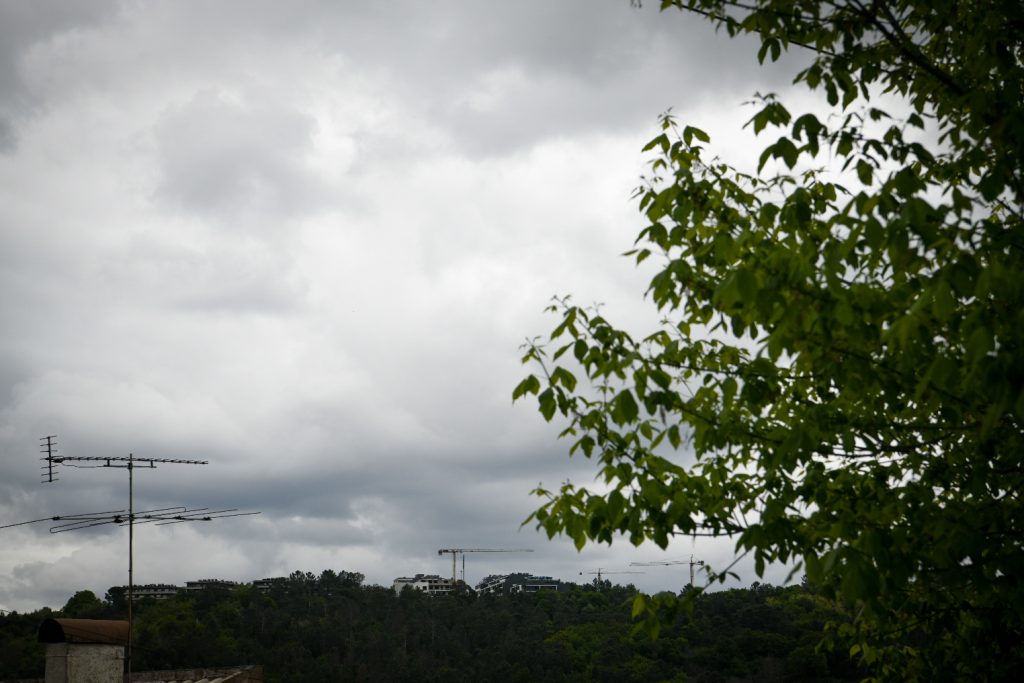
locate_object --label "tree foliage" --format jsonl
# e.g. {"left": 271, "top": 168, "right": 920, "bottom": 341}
{"left": 516, "top": 1, "right": 1024, "bottom": 679}
{"left": 60, "top": 590, "right": 104, "bottom": 619}
{"left": 0, "top": 578, "right": 856, "bottom": 682}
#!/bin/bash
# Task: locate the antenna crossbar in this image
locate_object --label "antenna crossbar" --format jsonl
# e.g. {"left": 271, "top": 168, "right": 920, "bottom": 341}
{"left": 45, "top": 508, "right": 260, "bottom": 533}
{"left": 38, "top": 438, "right": 209, "bottom": 483}
{"left": 47, "top": 456, "right": 209, "bottom": 465}
{"left": 0, "top": 509, "right": 127, "bottom": 531}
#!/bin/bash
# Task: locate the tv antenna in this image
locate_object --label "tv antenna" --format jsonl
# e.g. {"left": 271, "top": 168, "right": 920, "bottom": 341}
{"left": 27, "top": 435, "right": 259, "bottom": 682}
{"left": 630, "top": 554, "right": 705, "bottom": 588}
{"left": 1, "top": 506, "right": 260, "bottom": 534}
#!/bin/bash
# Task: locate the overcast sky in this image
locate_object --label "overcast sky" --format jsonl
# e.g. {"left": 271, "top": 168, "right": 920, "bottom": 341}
{"left": 0, "top": 0, "right": 807, "bottom": 612}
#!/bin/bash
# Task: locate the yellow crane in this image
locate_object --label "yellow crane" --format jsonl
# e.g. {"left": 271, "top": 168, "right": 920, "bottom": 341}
{"left": 437, "top": 548, "right": 533, "bottom": 587}
{"left": 630, "top": 554, "right": 705, "bottom": 588}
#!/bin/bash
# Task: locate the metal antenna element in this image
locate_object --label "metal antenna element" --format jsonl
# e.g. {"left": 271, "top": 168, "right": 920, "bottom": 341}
{"left": 630, "top": 554, "right": 705, "bottom": 588}
{"left": 437, "top": 548, "right": 533, "bottom": 587}
{"left": 23, "top": 435, "right": 259, "bottom": 683}
{"left": 0, "top": 507, "right": 259, "bottom": 534}
{"left": 40, "top": 434, "right": 208, "bottom": 484}
{"left": 40, "top": 435, "right": 58, "bottom": 483}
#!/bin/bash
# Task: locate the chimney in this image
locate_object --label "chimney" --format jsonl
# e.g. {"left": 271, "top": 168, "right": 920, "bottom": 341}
{"left": 38, "top": 618, "right": 127, "bottom": 683}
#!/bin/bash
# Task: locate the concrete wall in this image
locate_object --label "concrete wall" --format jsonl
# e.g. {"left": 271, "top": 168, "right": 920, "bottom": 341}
{"left": 45, "top": 643, "right": 124, "bottom": 683}
{"left": 130, "top": 666, "right": 263, "bottom": 682}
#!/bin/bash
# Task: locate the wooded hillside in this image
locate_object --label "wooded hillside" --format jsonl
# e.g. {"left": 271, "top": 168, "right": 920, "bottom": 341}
{"left": 0, "top": 572, "right": 860, "bottom": 682}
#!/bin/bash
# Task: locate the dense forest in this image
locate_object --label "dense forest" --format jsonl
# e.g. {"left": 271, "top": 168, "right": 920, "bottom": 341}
{"left": 0, "top": 572, "right": 861, "bottom": 682}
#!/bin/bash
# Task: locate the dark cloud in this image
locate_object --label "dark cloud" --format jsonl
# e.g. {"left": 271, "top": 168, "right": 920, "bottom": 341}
{"left": 0, "top": 117, "right": 13, "bottom": 152}
{"left": 320, "top": 0, "right": 798, "bottom": 157}
{"left": 152, "top": 91, "right": 325, "bottom": 218}
{"left": 0, "top": 0, "right": 812, "bottom": 612}
{"left": 0, "top": 0, "right": 118, "bottom": 152}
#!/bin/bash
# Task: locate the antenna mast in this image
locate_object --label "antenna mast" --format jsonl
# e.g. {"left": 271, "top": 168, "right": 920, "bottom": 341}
{"left": 31, "top": 436, "right": 258, "bottom": 682}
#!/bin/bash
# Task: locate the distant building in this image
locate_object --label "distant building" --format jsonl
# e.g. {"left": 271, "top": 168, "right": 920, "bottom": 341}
{"left": 393, "top": 574, "right": 454, "bottom": 595}
{"left": 130, "top": 584, "right": 180, "bottom": 600}
{"left": 252, "top": 577, "right": 287, "bottom": 593}
{"left": 184, "top": 579, "right": 238, "bottom": 592}
{"left": 476, "top": 573, "right": 566, "bottom": 595}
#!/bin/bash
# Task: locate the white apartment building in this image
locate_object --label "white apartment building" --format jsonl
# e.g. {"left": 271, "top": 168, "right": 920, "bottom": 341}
{"left": 393, "top": 574, "right": 454, "bottom": 595}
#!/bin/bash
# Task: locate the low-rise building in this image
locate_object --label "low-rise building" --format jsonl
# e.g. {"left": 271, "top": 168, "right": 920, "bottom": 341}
{"left": 252, "top": 577, "right": 287, "bottom": 593}
{"left": 184, "top": 579, "right": 238, "bottom": 592}
{"left": 393, "top": 574, "right": 454, "bottom": 595}
{"left": 476, "top": 573, "right": 565, "bottom": 595}
{"left": 130, "top": 584, "right": 180, "bottom": 600}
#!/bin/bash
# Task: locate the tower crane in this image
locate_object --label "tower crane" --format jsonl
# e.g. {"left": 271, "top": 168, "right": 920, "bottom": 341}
{"left": 437, "top": 548, "right": 533, "bottom": 587}
{"left": 630, "top": 554, "right": 705, "bottom": 588}
{"left": 579, "top": 568, "right": 644, "bottom": 589}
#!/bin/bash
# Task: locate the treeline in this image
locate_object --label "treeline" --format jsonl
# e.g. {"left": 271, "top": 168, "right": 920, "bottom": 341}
{"left": 0, "top": 572, "right": 861, "bottom": 682}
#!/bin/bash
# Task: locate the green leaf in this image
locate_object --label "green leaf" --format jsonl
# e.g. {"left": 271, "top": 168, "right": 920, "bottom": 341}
{"left": 631, "top": 593, "right": 647, "bottom": 619}
{"left": 966, "top": 326, "right": 992, "bottom": 367}
{"left": 538, "top": 388, "right": 557, "bottom": 421}
{"left": 682, "top": 125, "right": 710, "bottom": 144}
{"left": 512, "top": 374, "right": 541, "bottom": 400}
{"left": 774, "top": 137, "right": 799, "bottom": 168}
{"left": 856, "top": 159, "right": 873, "bottom": 185}
{"left": 551, "top": 366, "right": 578, "bottom": 392}
{"left": 931, "top": 280, "right": 956, "bottom": 321}
{"left": 642, "top": 133, "right": 669, "bottom": 153}
{"left": 612, "top": 390, "right": 639, "bottom": 424}
{"left": 736, "top": 267, "right": 757, "bottom": 302}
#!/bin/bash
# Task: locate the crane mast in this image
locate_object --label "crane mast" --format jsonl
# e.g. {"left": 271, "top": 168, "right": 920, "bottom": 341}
{"left": 578, "top": 568, "right": 643, "bottom": 589}
{"left": 629, "top": 554, "right": 705, "bottom": 588}
{"left": 437, "top": 548, "right": 533, "bottom": 588}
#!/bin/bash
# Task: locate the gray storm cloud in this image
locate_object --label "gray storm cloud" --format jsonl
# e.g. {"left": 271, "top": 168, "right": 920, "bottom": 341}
{"left": 0, "top": 0, "right": 802, "bottom": 612}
